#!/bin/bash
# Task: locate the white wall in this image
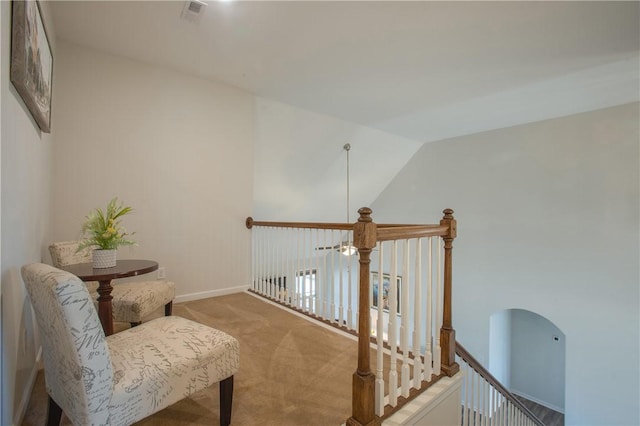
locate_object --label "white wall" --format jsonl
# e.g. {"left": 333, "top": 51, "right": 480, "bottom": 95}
{"left": 1, "top": 1, "right": 56, "bottom": 424}
{"left": 489, "top": 309, "right": 511, "bottom": 388}
{"left": 510, "top": 309, "right": 565, "bottom": 412}
{"left": 51, "top": 41, "right": 255, "bottom": 301}
{"left": 371, "top": 103, "right": 639, "bottom": 425}
{"left": 253, "top": 97, "right": 423, "bottom": 222}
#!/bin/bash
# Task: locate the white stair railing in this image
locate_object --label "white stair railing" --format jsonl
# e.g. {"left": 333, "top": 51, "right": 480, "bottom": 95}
{"left": 456, "top": 342, "right": 545, "bottom": 426}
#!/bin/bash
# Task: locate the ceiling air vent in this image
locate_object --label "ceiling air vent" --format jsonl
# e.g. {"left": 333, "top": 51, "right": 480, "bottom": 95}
{"left": 181, "top": 0, "right": 207, "bottom": 23}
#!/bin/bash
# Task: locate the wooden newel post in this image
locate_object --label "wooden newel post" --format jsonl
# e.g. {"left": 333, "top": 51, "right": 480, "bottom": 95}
{"left": 440, "top": 208, "right": 460, "bottom": 377}
{"left": 347, "top": 207, "right": 380, "bottom": 426}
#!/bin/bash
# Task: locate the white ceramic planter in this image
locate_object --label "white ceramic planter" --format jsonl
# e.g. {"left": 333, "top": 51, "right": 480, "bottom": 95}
{"left": 92, "top": 249, "right": 116, "bottom": 268}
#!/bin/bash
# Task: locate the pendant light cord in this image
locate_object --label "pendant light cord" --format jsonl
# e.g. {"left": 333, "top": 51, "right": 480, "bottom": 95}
{"left": 344, "top": 143, "right": 351, "bottom": 224}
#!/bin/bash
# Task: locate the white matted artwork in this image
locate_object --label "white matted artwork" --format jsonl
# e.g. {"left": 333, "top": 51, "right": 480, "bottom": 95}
{"left": 11, "top": 0, "right": 53, "bottom": 133}
{"left": 371, "top": 271, "right": 401, "bottom": 315}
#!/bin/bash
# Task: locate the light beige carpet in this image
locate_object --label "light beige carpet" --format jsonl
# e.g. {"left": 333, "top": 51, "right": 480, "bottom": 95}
{"left": 21, "top": 292, "right": 357, "bottom": 426}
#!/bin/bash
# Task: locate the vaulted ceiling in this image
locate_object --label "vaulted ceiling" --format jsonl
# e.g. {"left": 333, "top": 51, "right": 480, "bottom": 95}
{"left": 51, "top": 1, "right": 639, "bottom": 144}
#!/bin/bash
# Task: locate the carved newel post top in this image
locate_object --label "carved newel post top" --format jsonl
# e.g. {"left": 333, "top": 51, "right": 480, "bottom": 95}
{"left": 357, "top": 207, "right": 373, "bottom": 223}
{"left": 245, "top": 217, "right": 254, "bottom": 229}
{"left": 440, "top": 209, "right": 456, "bottom": 239}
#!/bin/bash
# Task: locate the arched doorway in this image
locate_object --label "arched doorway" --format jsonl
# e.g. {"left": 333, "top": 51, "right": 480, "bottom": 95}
{"left": 489, "top": 309, "right": 565, "bottom": 415}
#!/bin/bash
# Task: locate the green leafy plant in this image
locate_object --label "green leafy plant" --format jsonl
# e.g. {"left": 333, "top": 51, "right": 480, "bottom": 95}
{"left": 77, "top": 197, "right": 136, "bottom": 251}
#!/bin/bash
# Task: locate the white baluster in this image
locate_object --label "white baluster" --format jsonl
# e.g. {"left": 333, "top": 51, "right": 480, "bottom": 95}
{"left": 471, "top": 368, "right": 477, "bottom": 426}
{"left": 338, "top": 234, "right": 344, "bottom": 326}
{"left": 287, "top": 228, "right": 293, "bottom": 304}
{"left": 388, "top": 240, "right": 399, "bottom": 406}
{"left": 277, "top": 228, "right": 282, "bottom": 301}
{"left": 267, "top": 227, "right": 271, "bottom": 296}
{"left": 308, "top": 228, "right": 312, "bottom": 310}
{"left": 321, "top": 229, "right": 327, "bottom": 319}
{"left": 251, "top": 226, "right": 255, "bottom": 291}
{"left": 330, "top": 229, "right": 337, "bottom": 324}
{"left": 302, "top": 229, "right": 308, "bottom": 311}
{"left": 347, "top": 229, "right": 353, "bottom": 330}
{"left": 276, "top": 228, "right": 281, "bottom": 301}
{"left": 463, "top": 362, "right": 470, "bottom": 426}
{"left": 425, "top": 237, "right": 433, "bottom": 380}
{"left": 509, "top": 401, "right": 514, "bottom": 425}
{"left": 260, "top": 227, "right": 265, "bottom": 294}
{"left": 253, "top": 227, "right": 258, "bottom": 292}
{"left": 400, "top": 239, "right": 410, "bottom": 398}
{"left": 492, "top": 388, "right": 502, "bottom": 426}
{"left": 264, "top": 227, "right": 270, "bottom": 296}
{"left": 375, "top": 241, "right": 385, "bottom": 416}
{"left": 280, "top": 227, "right": 284, "bottom": 298}
{"left": 295, "top": 228, "right": 301, "bottom": 307}
{"left": 272, "top": 228, "right": 278, "bottom": 299}
{"left": 270, "top": 227, "right": 275, "bottom": 297}
{"left": 506, "top": 394, "right": 511, "bottom": 426}
{"left": 314, "top": 228, "right": 319, "bottom": 315}
{"left": 494, "top": 387, "right": 499, "bottom": 426}
{"left": 256, "top": 226, "right": 261, "bottom": 292}
{"left": 493, "top": 386, "right": 497, "bottom": 426}
{"left": 257, "top": 227, "right": 262, "bottom": 294}
{"left": 477, "top": 369, "right": 482, "bottom": 425}
{"left": 272, "top": 227, "right": 276, "bottom": 297}
{"left": 272, "top": 227, "right": 277, "bottom": 298}
{"left": 282, "top": 228, "right": 287, "bottom": 303}
{"left": 413, "top": 238, "right": 423, "bottom": 389}
{"left": 484, "top": 378, "right": 489, "bottom": 426}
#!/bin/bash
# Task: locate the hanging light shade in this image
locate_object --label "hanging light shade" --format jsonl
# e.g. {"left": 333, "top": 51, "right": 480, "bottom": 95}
{"left": 341, "top": 245, "right": 357, "bottom": 256}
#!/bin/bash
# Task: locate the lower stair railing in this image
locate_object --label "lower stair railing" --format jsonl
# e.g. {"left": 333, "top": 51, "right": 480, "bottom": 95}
{"left": 456, "top": 342, "right": 545, "bottom": 426}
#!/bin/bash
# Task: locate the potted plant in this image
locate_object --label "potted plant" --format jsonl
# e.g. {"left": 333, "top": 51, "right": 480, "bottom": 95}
{"left": 78, "top": 197, "right": 136, "bottom": 268}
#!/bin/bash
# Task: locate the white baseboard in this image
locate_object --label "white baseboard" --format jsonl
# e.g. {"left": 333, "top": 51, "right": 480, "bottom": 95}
{"left": 511, "top": 389, "right": 565, "bottom": 414}
{"left": 13, "top": 346, "right": 43, "bottom": 426}
{"left": 174, "top": 284, "right": 249, "bottom": 304}
{"left": 244, "top": 290, "right": 359, "bottom": 342}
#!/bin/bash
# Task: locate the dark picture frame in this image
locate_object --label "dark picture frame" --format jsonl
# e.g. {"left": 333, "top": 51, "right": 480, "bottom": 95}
{"left": 11, "top": 0, "right": 53, "bottom": 133}
{"left": 371, "top": 272, "right": 402, "bottom": 315}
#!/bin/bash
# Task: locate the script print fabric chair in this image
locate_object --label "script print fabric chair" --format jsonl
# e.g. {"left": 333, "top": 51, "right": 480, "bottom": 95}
{"left": 22, "top": 263, "right": 239, "bottom": 426}
{"left": 49, "top": 241, "right": 175, "bottom": 326}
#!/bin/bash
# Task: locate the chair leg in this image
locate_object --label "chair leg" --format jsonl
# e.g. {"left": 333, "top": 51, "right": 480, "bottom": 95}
{"left": 165, "top": 301, "right": 173, "bottom": 316}
{"left": 47, "top": 395, "right": 62, "bottom": 426}
{"left": 219, "top": 375, "right": 234, "bottom": 426}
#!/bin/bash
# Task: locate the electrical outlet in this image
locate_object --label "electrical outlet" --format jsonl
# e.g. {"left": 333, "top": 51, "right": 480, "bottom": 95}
{"left": 157, "top": 267, "right": 166, "bottom": 280}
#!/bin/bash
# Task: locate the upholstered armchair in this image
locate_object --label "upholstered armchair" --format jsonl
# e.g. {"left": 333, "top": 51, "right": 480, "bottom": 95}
{"left": 49, "top": 241, "right": 175, "bottom": 327}
{"left": 22, "top": 263, "right": 239, "bottom": 426}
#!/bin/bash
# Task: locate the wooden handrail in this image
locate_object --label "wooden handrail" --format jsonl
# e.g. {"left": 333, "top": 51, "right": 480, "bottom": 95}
{"left": 376, "top": 225, "right": 449, "bottom": 241}
{"left": 246, "top": 217, "right": 352, "bottom": 230}
{"left": 455, "top": 342, "right": 546, "bottom": 426}
{"left": 246, "top": 218, "right": 448, "bottom": 240}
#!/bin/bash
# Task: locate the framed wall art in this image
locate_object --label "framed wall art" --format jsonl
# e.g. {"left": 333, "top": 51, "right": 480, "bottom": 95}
{"left": 371, "top": 272, "right": 402, "bottom": 315}
{"left": 11, "top": 0, "right": 53, "bottom": 133}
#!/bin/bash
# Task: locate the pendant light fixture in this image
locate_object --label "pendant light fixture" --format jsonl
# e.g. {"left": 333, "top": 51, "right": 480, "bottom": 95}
{"left": 341, "top": 143, "right": 357, "bottom": 256}
{"left": 315, "top": 143, "right": 357, "bottom": 255}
